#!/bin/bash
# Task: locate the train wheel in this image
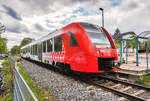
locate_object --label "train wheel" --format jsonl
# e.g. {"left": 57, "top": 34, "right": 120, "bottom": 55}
{"left": 52, "top": 61, "right": 55, "bottom": 66}
{"left": 65, "top": 64, "right": 72, "bottom": 73}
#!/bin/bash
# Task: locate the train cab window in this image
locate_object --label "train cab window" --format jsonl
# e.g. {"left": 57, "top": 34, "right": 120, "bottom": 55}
{"left": 79, "top": 22, "right": 112, "bottom": 49}
{"left": 47, "top": 39, "right": 52, "bottom": 52}
{"left": 69, "top": 32, "right": 78, "bottom": 46}
{"left": 54, "top": 35, "right": 62, "bottom": 52}
{"left": 43, "top": 41, "right": 46, "bottom": 53}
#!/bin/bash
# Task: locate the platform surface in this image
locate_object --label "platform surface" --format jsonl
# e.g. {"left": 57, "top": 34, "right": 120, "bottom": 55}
{"left": 119, "top": 63, "right": 149, "bottom": 71}
{"left": 117, "top": 62, "right": 150, "bottom": 76}
{"left": 117, "top": 52, "right": 150, "bottom": 76}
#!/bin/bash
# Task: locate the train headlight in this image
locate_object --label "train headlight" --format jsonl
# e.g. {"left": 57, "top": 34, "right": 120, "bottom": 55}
{"left": 97, "top": 51, "right": 100, "bottom": 54}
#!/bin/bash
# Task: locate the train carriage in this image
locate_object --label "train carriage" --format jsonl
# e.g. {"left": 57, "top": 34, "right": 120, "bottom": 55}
{"left": 21, "top": 22, "right": 119, "bottom": 73}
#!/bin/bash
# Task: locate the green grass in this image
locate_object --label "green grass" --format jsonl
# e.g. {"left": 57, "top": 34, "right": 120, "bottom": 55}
{"left": 135, "top": 74, "right": 150, "bottom": 87}
{"left": 17, "top": 62, "right": 53, "bottom": 101}
{"left": 0, "top": 57, "right": 13, "bottom": 101}
{"left": 11, "top": 57, "right": 16, "bottom": 61}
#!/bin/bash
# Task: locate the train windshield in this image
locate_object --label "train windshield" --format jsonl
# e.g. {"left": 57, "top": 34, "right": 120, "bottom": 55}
{"left": 80, "top": 23, "right": 112, "bottom": 49}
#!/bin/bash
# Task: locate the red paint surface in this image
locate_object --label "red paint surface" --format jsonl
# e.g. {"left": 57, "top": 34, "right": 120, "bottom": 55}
{"left": 42, "top": 23, "right": 118, "bottom": 73}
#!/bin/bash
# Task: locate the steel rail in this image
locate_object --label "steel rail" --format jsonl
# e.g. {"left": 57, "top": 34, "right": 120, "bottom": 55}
{"left": 97, "top": 75, "right": 150, "bottom": 91}
{"left": 79, "top": 78, "right": 146, "bottom": 101}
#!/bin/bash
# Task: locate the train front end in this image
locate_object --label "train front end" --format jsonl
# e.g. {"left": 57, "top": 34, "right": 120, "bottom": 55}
{"left": 95, "top": 27, "right": 119, "bottom": 72}
{"left": 77, "top": 23, "right": 119, "bottom": 73}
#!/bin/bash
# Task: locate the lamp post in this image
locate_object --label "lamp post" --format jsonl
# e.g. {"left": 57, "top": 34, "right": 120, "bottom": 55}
{"left": 99, "top": 8, "right": 104, "bottom": 27}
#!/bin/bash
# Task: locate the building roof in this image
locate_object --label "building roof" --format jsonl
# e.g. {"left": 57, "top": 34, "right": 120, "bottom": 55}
{"left": 138, "top": 31, "right": 150, "bottom": 38}
{"left": 112, "top": 31, "right": 136, "bottom": 40}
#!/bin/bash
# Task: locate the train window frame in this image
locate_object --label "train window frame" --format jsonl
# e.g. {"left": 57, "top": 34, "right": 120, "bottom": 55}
{"left": 54, "top": 35, "right": 62, "bottom": 52}
{"left": 69, "top": 32, "right": 78, "bottom": 47}
{"left": 43, "top": 41, "right": 46, "bottom": 53}
{"left": 33, "top": 45, "right": 35, "bottom": 55}
{"left": 47, "top": 39, "right": 52, "bottom": 52}
{"left": 34, "top": 44, "right": 37, "bottom": 55}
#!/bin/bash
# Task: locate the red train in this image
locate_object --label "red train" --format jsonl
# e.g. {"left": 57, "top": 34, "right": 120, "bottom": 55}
{"left": 21, "top": 22, "right": 119, "bottom": 73}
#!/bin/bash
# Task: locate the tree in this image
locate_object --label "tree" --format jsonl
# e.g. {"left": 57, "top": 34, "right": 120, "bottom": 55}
{"left": 113, "top": 28, "right": 121, "bottom": 40}
{"left": 114, "top": 40, "right": 120, "bottom": 48}
{"left": 20, "top": 37, "right": 33, "bottom": 48}
{"left": 10, "top": 45, "right": 20, "bottom": 55}
{"left": 147, "top": 40, "right": 150, "bottom": 50}
{"left": 0, "top": 38, "right": 8, "bottom": 54}
{"left": 10, "top": 37, "right": 33, "bottom": 55}
{"left": 0, "top": 23, "right": 6, "bottom": 38}
{"left": 114, "top": 28, "right": 120, "bottom": 35}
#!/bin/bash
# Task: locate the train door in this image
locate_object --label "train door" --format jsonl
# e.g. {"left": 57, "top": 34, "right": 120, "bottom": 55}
{"left": 54, "top": 35, "right": 63, "bottom": 62}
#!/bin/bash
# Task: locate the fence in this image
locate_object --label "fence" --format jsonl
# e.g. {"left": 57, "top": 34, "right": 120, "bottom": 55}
{"left": 10, "top": 58, "right": 38, "bottom": 101}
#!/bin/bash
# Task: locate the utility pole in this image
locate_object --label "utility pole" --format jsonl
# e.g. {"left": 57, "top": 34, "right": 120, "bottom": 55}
{"left": 99, "top": 8, "right": 104, "bottom": 27}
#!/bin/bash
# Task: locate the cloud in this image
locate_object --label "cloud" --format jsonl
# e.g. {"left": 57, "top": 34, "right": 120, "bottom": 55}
{"left": 2, "top": 5, "right": 22, "bottom": 20}
{"left": 34, "top": 23, "right": 45, "bottom": 31}
{"left": 0, "top": 0, "right": 150, "bottom": 50}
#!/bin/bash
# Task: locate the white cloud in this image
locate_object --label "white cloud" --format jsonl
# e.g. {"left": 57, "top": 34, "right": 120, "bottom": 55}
{"left": 0, "top": 0, "right": 150, "bottom": 49}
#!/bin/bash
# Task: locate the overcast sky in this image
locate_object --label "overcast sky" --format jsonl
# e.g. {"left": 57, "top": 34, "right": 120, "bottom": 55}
{"left": 0, "top": 0, "right": 150, "bottom": 49}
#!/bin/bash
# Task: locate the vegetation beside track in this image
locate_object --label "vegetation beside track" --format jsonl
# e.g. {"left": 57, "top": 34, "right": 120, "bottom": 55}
{"left": 0, "top": 58, "right": 13, "bottom": 101}
{"left": 17, "top": 61, "right": 53, "bottom": 101}
{"left": 136, "top": 74, "right": 150, "bottom": 87}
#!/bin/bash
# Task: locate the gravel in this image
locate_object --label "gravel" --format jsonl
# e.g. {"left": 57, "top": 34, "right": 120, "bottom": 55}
{"left": 21, "top": 59, "right": 120, "bottom": 101}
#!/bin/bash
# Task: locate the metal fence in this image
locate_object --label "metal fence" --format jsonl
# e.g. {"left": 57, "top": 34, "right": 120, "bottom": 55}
{"left": 13, "top": 66, "right": 38, "bottom": 101}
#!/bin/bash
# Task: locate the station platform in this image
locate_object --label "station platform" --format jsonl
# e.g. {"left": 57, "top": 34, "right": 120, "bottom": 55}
{"left": 118, "top": 63, "right": 150, "bottom": 75}
{"left": 115, "top": 63, "right": 150, "bottom": 81}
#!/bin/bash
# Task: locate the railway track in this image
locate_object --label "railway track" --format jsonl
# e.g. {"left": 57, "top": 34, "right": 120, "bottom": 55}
{"left": 78, "top": 75, "right": 150, "bottom": 101}
{"left": 21, "top": 58, "right": 150, "bottom": 101}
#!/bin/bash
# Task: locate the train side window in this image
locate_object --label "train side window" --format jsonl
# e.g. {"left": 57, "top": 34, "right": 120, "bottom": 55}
{"left": 32, "top": 46, "right": 34, "bottom": 55}
{"left": 69, "top": 32, "right": 78, "bottom": 46}
{"left": 35, "top": 44, "right": 37, "bottom": 55}
{"left": 47, "top": 39, "right": 52, "bottom": 52}
{"left": 33, "top": 45, "right": 35, "bottom": 55}
{"left": 43, "top": 41, "right": 46, "bottom": 53}
{"left": 30, "top": 46, "right": 32, "bottom": 55}
{"left": 27, "top": 47, "right": 30, "bottom": 53}
{"left": 54, "top": 35, "right": 62, "bottom": 52}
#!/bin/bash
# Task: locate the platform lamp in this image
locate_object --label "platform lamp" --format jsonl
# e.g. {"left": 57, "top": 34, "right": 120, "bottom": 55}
{"left": 99, "top": 8, "right": 104, "bottom": 27}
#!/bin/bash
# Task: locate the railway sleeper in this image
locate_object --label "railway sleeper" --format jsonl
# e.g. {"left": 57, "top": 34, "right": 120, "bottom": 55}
{"left": 110, "top": 84, "right": 121, "bottom": 88}
{"left": 132, "top": 90, "right": 145, "bottom": 96}
{"left": 120, "top": 86, "right": 132, "bottom": 92}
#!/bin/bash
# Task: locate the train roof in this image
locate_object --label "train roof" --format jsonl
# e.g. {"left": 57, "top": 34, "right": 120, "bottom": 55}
{"left": 21, "top": 22, "right": 100, "bottom": 49}
{"left": 21, "top": 29, "right": 62, "bottom": 49}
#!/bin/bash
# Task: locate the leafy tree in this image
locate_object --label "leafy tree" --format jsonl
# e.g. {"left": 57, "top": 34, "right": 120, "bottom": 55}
{"left": 10, "top": 45, "right": 20, "bottom": 55}
{"left": 0, "top": 38, "right": 8, "bottom": 54}
{"left": 147, "top": 40, "right": 150, "bottom": 50}
{"left": 114, "top": 40, "right": 120, "bottom": 48}
{"left": 10, "top": 37, "right": 33, "bottom": 55}
{"left": 20, "top": 37, "right": 33, "bottom": 47}
{"left": 0, "top": 22, "right": 7, "bottom": 54}
{"left": 114, "top": 28, "right": 121, "bottom": 48}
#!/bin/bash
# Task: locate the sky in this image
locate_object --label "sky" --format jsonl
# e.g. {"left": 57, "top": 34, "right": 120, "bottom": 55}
{"left": 0, "top": 0, "right": 150, "bottom": 50}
